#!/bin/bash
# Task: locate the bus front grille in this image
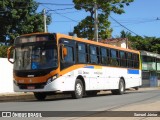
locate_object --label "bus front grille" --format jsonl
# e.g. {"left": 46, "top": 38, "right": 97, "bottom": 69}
{"left": 18, "top": 83, "right": 46, "bottom": 89}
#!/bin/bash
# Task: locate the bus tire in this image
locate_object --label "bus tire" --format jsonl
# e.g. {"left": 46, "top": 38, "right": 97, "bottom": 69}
{"left": 72, "top": 79, "right": 84, "bottom": 99}
{"left": 134, "top": 87, "right": 139, "bottom": 90}
{"left": 34, "top": 92, "right": 47, "bottom": 101}
{"left": 118, "top": 79, "right": 125, "bottom": 95}
{"left": 111, "top": 90, "right": 118, "bottom": 95}
{"left": 111, "top": 79, "right": 125, "bottom": 95}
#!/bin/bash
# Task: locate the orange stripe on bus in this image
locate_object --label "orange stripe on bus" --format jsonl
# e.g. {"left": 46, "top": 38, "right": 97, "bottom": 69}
{"left": 14, "top": 69, "right": 59, "bottom": 84}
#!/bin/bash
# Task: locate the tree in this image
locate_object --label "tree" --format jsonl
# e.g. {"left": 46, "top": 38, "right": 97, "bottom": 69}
{"left": 0, "top": 46, "right": 9, "bottom": 57}
{"left": 128, "top": 35, "right": 160, "bottom": 54}
{"left": 0, "top": 0, "right": 51, "bottom": 45}
{"left": 73, "top": 0, "right": 134, "bottom": 40}
{"left": 118, "top": 30, "right": 160, "bottom": 54}
{"left": 120, "top": 30, "right": 131, "bottom": 38}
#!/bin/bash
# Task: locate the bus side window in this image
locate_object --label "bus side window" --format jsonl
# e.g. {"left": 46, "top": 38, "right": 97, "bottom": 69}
{"left": 133, "top": 54, "right": 139, "bottom": 69}
{"left": 61, "top": 46, "right": 74, "bottom": 70}
{"left": 77, "top": 43, "right": 87, "bottom": 63}
{"left": 100, "top": 47, "right": 107, "bottom": 65}
{"left": 97, "top": 46, "right": 100, "bottom": 64}
{"left": 64, "top": 46, "right": 74, "bottom": 62}
{"left": 120, "top": 51, "right": 127, "bottom": 67}
{"left": 127, "top": 52, "right": 133, "bottom": 68}
{"left": 110, "top": 49, "right": 119, "bottom": 66}
{"left": 89, "top": 45, "right": 98, "bottom": 64}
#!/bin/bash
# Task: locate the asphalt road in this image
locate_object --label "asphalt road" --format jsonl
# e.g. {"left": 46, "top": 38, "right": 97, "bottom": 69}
{"left": 0, "top": 89, "right": 160, "bottom": 119}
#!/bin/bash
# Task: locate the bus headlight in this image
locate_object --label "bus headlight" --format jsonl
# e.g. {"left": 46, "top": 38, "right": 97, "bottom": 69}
{"left": 46, "top": 74, "right": 59, "bottom": 85}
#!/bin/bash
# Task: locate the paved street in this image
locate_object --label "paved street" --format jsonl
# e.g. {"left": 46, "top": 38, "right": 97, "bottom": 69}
{"left": 0, "top": 88, "right": 159, "bottom": 120}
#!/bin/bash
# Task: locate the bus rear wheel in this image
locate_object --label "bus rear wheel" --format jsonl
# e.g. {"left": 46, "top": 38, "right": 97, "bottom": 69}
{"left": 34, "top": 92, "right": 47, "bottom": 101}
{"left": 111, "top": 79, "right": 125, "bottom": 95}
{"left": 134, "top": 87, "right": 139, "bottom": 90}
{"left": 72, "top": 79, "right": 84, "bottom": 99}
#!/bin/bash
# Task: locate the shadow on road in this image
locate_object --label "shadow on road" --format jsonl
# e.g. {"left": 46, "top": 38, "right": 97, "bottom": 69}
{"left": 0, "top": 89, "right": 152, "bottom": 103}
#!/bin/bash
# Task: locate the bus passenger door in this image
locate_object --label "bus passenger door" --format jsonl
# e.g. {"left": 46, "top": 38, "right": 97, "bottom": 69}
{"left": 59, "top": 39, "right": 76, "bottom": 90}
{"left": 59, "top": 39, "right": 76, "bottom": 71}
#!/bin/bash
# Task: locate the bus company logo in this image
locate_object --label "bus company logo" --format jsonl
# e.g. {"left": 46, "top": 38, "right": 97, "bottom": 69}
{"left": 28, "top": 75, "right": 34, "bottom": 77}
{"left": 83, "top": 71, "right": 89, "bottom": 74}
{"left": 2, "top": 112, "right": 11, "bottom": 117}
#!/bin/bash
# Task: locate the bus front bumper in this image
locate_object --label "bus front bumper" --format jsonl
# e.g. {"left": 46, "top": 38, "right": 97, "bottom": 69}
{"left": 13, "top": 77, "right": 75, "bottom": 92}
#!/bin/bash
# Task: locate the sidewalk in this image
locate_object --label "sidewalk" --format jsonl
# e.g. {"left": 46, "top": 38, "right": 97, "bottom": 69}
{"left": 0, "top": 87, "right": 159, "bottom": 101}
{"left": 0, "top": 92, "right": 34, "bottom": 101}
{"left": 62, "top": 87, "right": 160, "bottom": 120}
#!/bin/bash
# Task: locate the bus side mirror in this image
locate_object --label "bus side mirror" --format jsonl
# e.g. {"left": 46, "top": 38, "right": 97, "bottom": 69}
{"left": 63, "top": 47, "right": 67, "bottom": 57}
{"left": 7, "top": 46, "right": 15, "bottom": 64}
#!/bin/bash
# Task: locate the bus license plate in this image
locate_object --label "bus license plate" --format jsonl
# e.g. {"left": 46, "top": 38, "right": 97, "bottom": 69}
{"left": 27, "top": 86, "right": 35, "bottom": 89}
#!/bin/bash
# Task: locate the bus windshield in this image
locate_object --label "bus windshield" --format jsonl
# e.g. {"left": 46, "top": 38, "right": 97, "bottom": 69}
{"left": 14, "top": 45, "right": 58, "bottom": 70}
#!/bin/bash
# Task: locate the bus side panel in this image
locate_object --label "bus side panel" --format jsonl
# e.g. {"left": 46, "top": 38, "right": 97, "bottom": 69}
{"left": 13, "top": 66, "right": 142, "bottom": 92}
{"left": 125, "top": 69, "right": 142, "bottom": 88}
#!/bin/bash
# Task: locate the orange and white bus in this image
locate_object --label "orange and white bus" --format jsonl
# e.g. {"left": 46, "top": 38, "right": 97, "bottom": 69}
{"left": 8, "top": 32, "right": 142, "bottom": 100}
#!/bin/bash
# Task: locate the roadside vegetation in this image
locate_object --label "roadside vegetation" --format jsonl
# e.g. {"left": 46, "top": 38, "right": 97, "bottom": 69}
{"left": 0, "top": 0, "right": 159, "bottom": 58}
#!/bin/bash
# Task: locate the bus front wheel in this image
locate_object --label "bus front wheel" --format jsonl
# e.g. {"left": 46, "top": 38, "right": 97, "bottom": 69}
{"left": 72, "top": 79, "right": 84, "bottom": 99}
{"left": 34, "top": 92, "right": 47, "bottom": 101}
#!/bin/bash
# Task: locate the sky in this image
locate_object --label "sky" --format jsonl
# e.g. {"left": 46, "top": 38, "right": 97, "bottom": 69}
{"left": 36, "top": 0, "right": 160, "bottom": 38}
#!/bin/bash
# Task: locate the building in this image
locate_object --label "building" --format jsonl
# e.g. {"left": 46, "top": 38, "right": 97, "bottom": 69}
{"left": 141, "top": 51, "right": 160, "bottom": 87}
{"left": 100, "top": 38, "right": 128, "bottom": 49}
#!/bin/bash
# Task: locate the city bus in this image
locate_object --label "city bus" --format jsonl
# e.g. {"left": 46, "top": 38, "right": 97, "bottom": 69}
{"left": 7, "top": 32, "right": 142, "bottom": 100}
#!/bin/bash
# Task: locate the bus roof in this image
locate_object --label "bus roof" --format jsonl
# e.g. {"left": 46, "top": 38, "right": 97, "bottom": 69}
{"left": 20, "top": 32, "right": 51, "bottom": 37}
{"left": 56, "top": 33, "right": 140, "bottom": 54}
{"left": 18, "top": 32, "right": 140, "bottom": 54}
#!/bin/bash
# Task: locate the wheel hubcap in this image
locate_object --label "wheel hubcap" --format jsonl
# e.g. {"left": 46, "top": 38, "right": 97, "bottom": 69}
{"left": 76, "top": 83, "right": 82, "bottom": 96}
{"left": 120, "top": 82, "right": 124, "bottom": 92}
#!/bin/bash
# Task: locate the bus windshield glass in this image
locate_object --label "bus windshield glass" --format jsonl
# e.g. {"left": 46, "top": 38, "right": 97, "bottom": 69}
{"left": 14, "top": 45, "right": 58, "bottom": 70}
{"left": 13, "top": 34, "right": 57, "bottom": 70}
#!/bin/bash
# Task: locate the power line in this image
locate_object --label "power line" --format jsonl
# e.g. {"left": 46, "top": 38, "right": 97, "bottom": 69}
{"left": 40, "top": 4, "right": 79, "bottom": 23}
{"left": 49, "top": 10, "right": 81, "bottom": 15}
{"left": 47, "top": 7, "right": 75, "bottom": 12}
{"left": 53, "top": 21, "right": 75, "bottom": 22}
{"left": 38, "top": 2, "right": 74, "bottom": 6}
{"left": 112, "top": 20, "right": 158, "bottom": 27}
{"left": 38, "top": 2, "right": 95, "bottom": 8}
{"left": 109, "top": 15, "right": 140, "bottom": 36}
{"left": 53, "top": 11, "right": 79, "bottom": 23}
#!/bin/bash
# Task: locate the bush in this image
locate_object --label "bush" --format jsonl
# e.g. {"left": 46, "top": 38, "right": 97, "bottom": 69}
{"left": 0, "top": 46, "right": 9, "bottom": 58}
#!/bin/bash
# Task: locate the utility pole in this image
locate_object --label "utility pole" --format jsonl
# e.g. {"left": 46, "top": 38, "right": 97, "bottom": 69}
{"left": 94, "top": 1, "right": 98, "bottom": 42}
{"left": 43, "top": 9, "right": 47, "bottom": 32}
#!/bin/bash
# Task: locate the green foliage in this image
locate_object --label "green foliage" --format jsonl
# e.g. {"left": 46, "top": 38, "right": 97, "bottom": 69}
{"left": 119, "top": 31, "right": 160, "bottom": 54}
{"left": 0, "top": 45, "right": 9, "bottom": 58}
{"left": 120, "top": 30, "right": 131, "bottom": 38}
{"left": 73, "top": 0, "right": 134, "bottom": 40}
{"left": 0, "top": 0, "right": 51, "bottom": 45}
{"left": 129, "top": 36, "right": 160, "bottom": 54}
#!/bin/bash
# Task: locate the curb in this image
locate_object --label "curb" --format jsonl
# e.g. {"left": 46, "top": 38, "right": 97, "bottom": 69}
{"left": 0, "top": 93, "right": 34, "bottom": 101}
